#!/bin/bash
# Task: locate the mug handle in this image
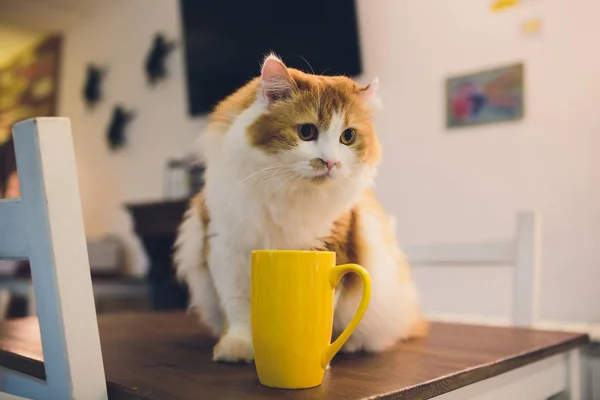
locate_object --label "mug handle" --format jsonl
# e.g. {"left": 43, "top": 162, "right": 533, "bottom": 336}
{"left": 321, "top": 263, "right": 371, "bottom": 368}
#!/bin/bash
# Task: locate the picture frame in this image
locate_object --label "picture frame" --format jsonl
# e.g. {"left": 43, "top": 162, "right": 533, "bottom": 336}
{"left": 0, "top": 35, "right": 62, "bottom": 143}
{"left": 446, "top": 63, "right": 524, "bottom": 129}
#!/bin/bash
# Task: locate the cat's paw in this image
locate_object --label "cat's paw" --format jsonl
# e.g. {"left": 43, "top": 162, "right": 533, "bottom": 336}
{"left": 213, "top": 332, "right": 254, "bottom": 363}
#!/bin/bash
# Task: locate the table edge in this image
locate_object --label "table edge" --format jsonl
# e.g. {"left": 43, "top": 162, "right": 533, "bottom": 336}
{"left": 0, "top": 323, "right": 589, "bottom": 400}
{"left": 375, "top": 333, "right": 589, "bottom": 400}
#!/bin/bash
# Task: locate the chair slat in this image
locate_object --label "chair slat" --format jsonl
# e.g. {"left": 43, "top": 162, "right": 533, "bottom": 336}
{"left": 405, "top": 211, "right": 541, "bottom": 329}
{"left": 13, "top": 118, "right": 107, "bottom": 399}
{"left": 513, "top": 211, "right": 542, "bottom": 327}
{"left": 0, "top": 199, "right": 27, "bottom": 259}
{"left": 406, "top": 241, "right": 515, "bottom": 265}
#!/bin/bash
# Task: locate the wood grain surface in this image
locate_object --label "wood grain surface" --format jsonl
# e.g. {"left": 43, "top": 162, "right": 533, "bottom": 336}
{"left": 0, "top": 312, "right": 588, "bottom": 399}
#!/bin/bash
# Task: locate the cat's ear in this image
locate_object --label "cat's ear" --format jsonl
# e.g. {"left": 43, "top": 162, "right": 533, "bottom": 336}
{"left": 260, "top": 54, "right": 294, "bottom": 103}
{"left": 358, "top": 77, "right": 382, "bottom": 110}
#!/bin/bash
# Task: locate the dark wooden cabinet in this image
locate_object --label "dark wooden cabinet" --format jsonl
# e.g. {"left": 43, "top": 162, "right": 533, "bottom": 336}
{"left": 126, "top": 200, "right": 189, "bottom": 310}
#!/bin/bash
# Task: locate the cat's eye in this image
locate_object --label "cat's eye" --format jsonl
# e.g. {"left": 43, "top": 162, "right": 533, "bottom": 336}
{"left": 340, "top": 128, "right": 357, "bottom": 145}
{"left": 297, "top": 124, "right": 318, "bottom": 141}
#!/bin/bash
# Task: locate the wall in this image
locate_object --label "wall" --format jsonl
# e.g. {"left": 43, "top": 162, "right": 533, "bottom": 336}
{"left": 59, "top": 0, "right": 205, "bottom": 275}
{"left": 357, "top": 0, "right": 600, "bottom": 323}
{"left": 59, "top": 0, "right": 600, "bottom": 323}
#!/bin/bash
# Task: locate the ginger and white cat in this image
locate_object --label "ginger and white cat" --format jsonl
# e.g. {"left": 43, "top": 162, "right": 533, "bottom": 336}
{"left": 174, "top": 54, "right": 425, "bottom": 363}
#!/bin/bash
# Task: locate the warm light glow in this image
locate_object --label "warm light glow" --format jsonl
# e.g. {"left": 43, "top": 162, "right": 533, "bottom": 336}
{"left": 0, "top": 24, "right": 41, "bottom": 68}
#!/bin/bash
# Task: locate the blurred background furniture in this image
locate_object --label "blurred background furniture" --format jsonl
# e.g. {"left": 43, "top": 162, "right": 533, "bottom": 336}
{"left": 126, "top": 200, "right": 188, "bottom": 311}
{"left": 405, "top": 212, "right": 600, "bottom": 343}
{"left": 0, "top": 237, "right": 150, "bottom": 320}
{"left": 405, "top": 211, "right": 541, "bottom": 327}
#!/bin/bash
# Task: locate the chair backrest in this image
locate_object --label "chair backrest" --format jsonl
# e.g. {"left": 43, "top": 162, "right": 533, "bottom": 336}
{"left": 404, "top": 211, "right": 542, "bottom": 327}
{"left": 0, "top": 118, "right": 107, "bottom": 399}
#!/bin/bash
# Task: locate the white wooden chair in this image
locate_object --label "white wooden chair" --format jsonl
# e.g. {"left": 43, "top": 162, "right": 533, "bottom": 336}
{"left": 402, "top": 212, "right": 597, "bottom": 397}
{"left": 0, "top": 118, "right": 107, "bottom": 399}
{"left": 404, "top": 211, "right": 542, "bottom": 327}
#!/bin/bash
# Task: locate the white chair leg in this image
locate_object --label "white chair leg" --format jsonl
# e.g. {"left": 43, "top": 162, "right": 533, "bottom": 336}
{"left": 567, "top": 348, "right": 586, "bottom": 400}
{"left": 13, "top": 118, "right": 107, "bottom": 399}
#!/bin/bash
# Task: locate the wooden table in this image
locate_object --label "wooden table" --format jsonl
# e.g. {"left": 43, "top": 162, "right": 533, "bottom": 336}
{"left": 0, "top": 313, "right": 589, "bottom": 399}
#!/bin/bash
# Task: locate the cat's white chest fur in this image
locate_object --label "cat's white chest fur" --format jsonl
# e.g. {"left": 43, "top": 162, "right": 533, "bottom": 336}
{"left": 205, "top": 167, "right": 342, "bottom": 251}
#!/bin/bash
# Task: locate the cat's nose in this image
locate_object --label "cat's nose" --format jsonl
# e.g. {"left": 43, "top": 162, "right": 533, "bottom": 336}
{"left": 323, "top": 159, "right": 340, "bottom": 171}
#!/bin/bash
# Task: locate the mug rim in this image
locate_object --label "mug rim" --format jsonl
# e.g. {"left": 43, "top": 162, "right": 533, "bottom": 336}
{"left": 252, "top": 250, "right": 335, "bottom": 256}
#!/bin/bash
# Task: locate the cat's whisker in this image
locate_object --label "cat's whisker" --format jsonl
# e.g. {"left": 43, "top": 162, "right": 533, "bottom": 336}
{"left": 227, "top": 165, "right": 298, "bottom": 206}
{"left": 263, "top": 167, "right": 284, "bottom": 196}
{"left": 228, "top": 165, "right": 281, "bottom": 201}
{"left": 269, "top": 171, "right": 303, "bottom": 196}
{"left": 298, "top": 55, "right": 315, "bottom": 75}
{"left": 237, "top": 165, "right": 285, "bottom": 185}
{"left": 246, "top": 168, "right": 291, "bottom": 197}
{"left": 290, "top": 174, "right": 305, "bottom": 190}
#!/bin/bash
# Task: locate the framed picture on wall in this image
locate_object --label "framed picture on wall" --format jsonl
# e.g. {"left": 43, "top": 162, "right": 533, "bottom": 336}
{"left": 0, "top": 35, "right": 62, "bottom": 143}
{"left": 446, "top": 63, "right": 524, "bottom": 129}
{"left": 0, "top": 35, "right": 61, "bottom": 199}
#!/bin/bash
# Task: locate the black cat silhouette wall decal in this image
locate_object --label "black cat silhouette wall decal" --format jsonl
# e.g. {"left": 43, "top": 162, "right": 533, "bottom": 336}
{"left": 107, "top": 105, "right": 136, "bottom": 150}
{"left": 145, "top": 33, "right": 177, "bottom": 85}
{"left": 83, "top": 64, "right": 107, "bottom": 109}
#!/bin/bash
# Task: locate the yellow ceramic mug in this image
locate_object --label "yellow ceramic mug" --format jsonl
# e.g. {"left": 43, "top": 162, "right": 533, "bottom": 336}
{"left": 251, "top": 250, "right": 371, "bottom": 389}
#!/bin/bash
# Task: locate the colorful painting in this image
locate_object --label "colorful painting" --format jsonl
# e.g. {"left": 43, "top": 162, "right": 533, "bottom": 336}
{"left": 446, "top": 63, "right": 524, "bottom": 129}
{"left": 0, "top": 35, "right": 62, "bottom": 144}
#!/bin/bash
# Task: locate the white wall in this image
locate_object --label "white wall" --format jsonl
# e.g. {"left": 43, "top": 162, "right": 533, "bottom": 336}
{"left": 59, "top": 0, "right": 206, "bottom": 275}
{"left": 59, "top": 0, "right": 600, "bottom": 323}
{"left": 357, "top": 0, "right": 600, "bottom": 323}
